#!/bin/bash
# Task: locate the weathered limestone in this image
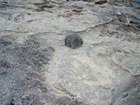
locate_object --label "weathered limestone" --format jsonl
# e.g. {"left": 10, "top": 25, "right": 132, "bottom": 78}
{"left": 0, "top": 0, "right": 140, "bottom": 105}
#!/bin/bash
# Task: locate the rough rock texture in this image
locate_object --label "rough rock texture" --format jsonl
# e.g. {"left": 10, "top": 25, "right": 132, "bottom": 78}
{"left": 0, "top": 0, "right": 140, "bottom": 105}
{"left": 0, "top": 38, "right": 79, "bottom": 105}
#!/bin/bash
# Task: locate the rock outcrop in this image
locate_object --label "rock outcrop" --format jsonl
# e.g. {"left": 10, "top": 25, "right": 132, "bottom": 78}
{"left": 0, "top": 0, "right": 140, "bottom": 105}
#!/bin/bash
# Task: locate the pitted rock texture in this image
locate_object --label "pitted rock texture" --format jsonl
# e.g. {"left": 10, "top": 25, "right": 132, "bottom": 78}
{"left": 0, "top": 39, "right": 78, "bottom": 105}
{"left": 0, "top": 0, "right": 140, "bottom": 105}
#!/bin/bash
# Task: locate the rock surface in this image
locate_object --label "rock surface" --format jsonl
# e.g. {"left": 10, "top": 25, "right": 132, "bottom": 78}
{"left": 0, "top": 0, "right": 140, "bottom": 105}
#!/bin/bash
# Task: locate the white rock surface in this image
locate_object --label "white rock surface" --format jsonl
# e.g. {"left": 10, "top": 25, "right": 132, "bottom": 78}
{"left": 0, "top": 0, "right": 140, "bottom": 105}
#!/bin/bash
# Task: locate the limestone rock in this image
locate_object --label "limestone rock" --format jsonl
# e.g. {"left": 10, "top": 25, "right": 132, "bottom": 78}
{"left": 0, "top": 0, "right": 140, "bottom": 105}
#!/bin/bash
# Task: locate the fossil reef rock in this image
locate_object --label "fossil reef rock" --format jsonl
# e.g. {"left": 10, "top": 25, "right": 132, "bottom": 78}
{"left": 0, "top": 0, "right": 140, "bottom": 105}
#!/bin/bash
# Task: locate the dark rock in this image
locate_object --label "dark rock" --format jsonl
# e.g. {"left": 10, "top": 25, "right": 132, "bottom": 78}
{"left": 65, "top": 35, "right": 83, "bottom": 49}
{"left": 95, "top": 0, "right": 107, "bottom": 5}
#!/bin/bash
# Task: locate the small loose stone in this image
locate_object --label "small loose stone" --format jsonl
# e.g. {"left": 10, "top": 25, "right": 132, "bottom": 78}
{"left": 65, "top": 35, "right": 83, "bottom": 49}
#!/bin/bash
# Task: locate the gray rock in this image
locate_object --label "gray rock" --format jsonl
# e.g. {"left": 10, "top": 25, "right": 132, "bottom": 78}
{"left": 0, "top": 0, "right": 140, "bottom": 105}
{"left": 65, "top": 35, "right": 83, "bottom": 49}
{"left": 0, "top": 39, "right": 77, "bottom": 105}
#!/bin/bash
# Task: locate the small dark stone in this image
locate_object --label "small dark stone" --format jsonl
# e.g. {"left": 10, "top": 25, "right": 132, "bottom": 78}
{"left": 65, "top": 35, "right": 83, "bottom": 49}
{"left": 95, "top": 0, "right": 107, "bottom": 5}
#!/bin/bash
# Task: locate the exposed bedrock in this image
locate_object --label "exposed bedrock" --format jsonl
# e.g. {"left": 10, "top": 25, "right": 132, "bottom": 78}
{"left": 0, "top": 0, "right": 140, "bottom": 105}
